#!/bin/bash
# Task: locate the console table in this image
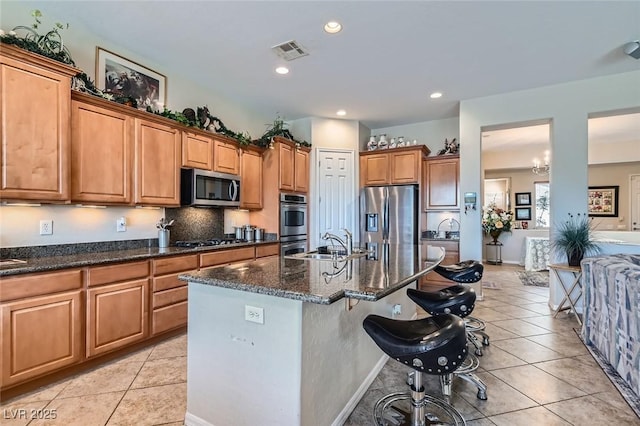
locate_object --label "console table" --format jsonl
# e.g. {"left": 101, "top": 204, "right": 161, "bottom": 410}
{"left": 549, "top": 263, "right": 582, "bottom": 325}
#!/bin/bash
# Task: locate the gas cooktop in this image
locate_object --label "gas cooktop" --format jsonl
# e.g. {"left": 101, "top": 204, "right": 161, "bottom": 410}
{"left": 174, "top": 239, "right": 244, "bottom": 248}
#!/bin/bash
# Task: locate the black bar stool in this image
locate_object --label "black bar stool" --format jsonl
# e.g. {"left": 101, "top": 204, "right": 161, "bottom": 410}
{"left": 363, "top": 313, "right": 467, "bottom": 426}
{"left": 431, "top": 260, "right": 490, "bottom": 356}
{"left": 407, "top": 286, "right": 488, "bottom": 400}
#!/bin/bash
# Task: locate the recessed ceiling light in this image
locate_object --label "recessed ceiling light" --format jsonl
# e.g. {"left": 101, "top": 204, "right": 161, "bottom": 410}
{"left": 275, "top": 66, "right": 289, "bottom": 75}
{"left": 324, "top": 21, "right": 342, "bottom": 34}
{"left": 336, "top": 109, "right": 347, "bottom": 116}
{"left": 430, "top": 92, "right": 443, "bottom": 99}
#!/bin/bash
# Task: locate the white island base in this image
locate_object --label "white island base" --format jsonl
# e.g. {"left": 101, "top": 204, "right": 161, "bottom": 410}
{"left": 184, "top": 281, "right": 417, "bottom": 426}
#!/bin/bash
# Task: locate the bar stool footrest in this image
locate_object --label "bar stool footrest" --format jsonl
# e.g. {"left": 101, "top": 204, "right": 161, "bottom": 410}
{"left": 374, "top": 392, "right": 466, "bottom": 426}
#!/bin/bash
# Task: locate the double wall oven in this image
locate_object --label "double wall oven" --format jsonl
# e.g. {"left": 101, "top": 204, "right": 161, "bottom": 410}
{"left": 280, "top": 193, "right": 308, "bottom": 256}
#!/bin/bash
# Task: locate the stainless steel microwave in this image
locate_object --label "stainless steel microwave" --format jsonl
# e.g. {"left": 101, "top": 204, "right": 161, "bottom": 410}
{"left": 181, "top": 169, "right": 240, "bottom": 207}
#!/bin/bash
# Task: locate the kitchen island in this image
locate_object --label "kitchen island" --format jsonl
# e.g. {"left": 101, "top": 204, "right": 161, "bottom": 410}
{"left": 179, "top": 243, "right": 445, "bottom": 426}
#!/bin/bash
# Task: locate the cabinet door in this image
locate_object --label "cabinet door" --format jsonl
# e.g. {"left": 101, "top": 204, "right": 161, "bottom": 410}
{"left": 390, "top": 150, "right": 420, "bottom": 184}
{"left": 0, "top": 55, "right": 71, "bottom": 201}
{"left": 213, "top": 139, "right": 240, "bottom": 175}
{"left": 279, "top": 143, "right": 295, "bottom": 191}
{"left": 424, "top": 157, "right": 459, "bottom": 210}
{"left": 361, "top": 154, "right": 390, "bottom": 186}
{"left": 71, "top": 100, "right": 133, "bottom": 203}
{"left": 134, "top": 119, "right": 181, "bottom": 206}
{"left": 182, "top": 132, "right": 213, "bottom": 170}
{"left": 1, "top": 291, "right": 82, "bottom": 386}
{"left": 294, "top": 148, "right": 310, "bottom": 193}
{"left": 87, "top": 279, "right": 149, "bottom": 357}
{"left": 240, "top": 149, "right": 263, "bottom": 209}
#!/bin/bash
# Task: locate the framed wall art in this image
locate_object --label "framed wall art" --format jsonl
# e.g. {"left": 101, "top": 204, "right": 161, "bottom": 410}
{"left": 588, "top": 186, "right": 619, "bottom": 217}
{"left": 96, "top": 47, "right": 166, "bottom": 110}
{"left": 515, "top": 207, "right": 532, "bottom": 221}
{"left": 515, "top": 192, "right": 531, "bottom": 206}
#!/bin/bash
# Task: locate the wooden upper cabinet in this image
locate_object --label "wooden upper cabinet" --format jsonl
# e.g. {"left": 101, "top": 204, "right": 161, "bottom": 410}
{"left": 0, "top": 45, "right": 78, "bottom": 202}
{"left": 390, "top": 150, "right": 421, "bottom": 184}
{"left": 294, "top": 148, "right": 310, "bottom": 193}
{"left": 360, "top": 146, "right": 429, "bottom": 187}
{"left": 269, "top": 137, "right": 310, "bottom": 194}
{"left": 134, "top": 118, "right": 181, "bottom": 206}
{"left": 182, "top": 131, "right": 213, "bottom": 170}
{"left": 213, "top": 137, "right": 240, "bottom": 175}
{"left": 361, "top": 153, "right": 390, "bottom": 186}
{"left": 424, "top": 155, "right": 460, "bottom": 210}
{"left": 279, "top": 141, "right": 295, "bottom": 191}
{"left": 71, "top": 97, "right": 133, "bottom": 204}
{"left": 240, "top": 147, "right": 263, "bottom": 209}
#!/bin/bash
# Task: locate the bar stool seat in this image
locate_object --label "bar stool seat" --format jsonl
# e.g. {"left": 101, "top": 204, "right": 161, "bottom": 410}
{"left": 434, "top": 260, "right": 483, "bottom": 283}
{"left": 363, "top": 314, "right": 467, "bottom": 425}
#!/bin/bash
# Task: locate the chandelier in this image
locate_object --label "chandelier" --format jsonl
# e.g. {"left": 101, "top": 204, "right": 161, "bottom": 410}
{"left": 532, "top": 151, "right": 550, "bottom": 175}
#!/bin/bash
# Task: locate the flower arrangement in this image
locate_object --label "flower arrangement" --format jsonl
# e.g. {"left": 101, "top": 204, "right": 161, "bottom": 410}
{"left": 482, "top": 204, "right": 513, "bottom": 241}
{"left": 551, "top": 213, "right": 601, "bottom": 266}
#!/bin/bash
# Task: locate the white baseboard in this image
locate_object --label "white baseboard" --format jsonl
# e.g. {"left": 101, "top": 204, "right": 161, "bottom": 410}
{"left": 184, "top": 412, "right": 213, "bottom": 426}
{"left": 331, "top": 354, "right": 389, "bottom": 426}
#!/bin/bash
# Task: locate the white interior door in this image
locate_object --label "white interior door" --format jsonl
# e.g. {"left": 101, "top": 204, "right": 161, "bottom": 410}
{"left": 631, "top": 174, "right": 640, "bottom": 231}
{"left": 315, "top": 149, "right": 355, "bottom": 247}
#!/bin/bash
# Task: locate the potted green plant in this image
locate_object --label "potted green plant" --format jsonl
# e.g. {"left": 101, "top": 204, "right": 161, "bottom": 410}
{"left": 551, "top": 213, "right": 601, "bottom": 266}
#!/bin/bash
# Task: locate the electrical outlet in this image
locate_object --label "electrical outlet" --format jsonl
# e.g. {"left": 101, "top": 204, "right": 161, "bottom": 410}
{"left": 392, "top": 304, "right": 402, "bottom": 316}
{"left": 116, "top": 217, "right": 127, "bottom": 232}
{"left": 39, "top": 220, "right": 53, "bottom": 235}
{"left": 245, "top": 305, "right": 264, "bottom": 324}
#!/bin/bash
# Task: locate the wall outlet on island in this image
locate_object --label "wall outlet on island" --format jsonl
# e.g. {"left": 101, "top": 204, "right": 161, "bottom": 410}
{"left": 245, "top": 305, "right": 264, "bottom": 324}
{"left": 392, "top": 304, "right": 402, "bottom": 316}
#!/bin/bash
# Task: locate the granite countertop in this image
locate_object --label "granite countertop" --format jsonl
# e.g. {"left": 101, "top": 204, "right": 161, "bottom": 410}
{"left": 179, "top": 243, "right": 445, "bottom": 305}
{"left": 0, "top": 240, "right": 279, "bottom": 277}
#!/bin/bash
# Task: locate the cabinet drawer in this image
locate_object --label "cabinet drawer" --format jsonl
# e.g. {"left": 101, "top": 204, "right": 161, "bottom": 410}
{"left": 153, "top": 254, "right": 198, "bottom": 275}
{"left": 199, "top": 247, "right": 255, "bottom": 268}
{"left": 88, "top": 261, "right": 149, "bottom": 287}
{"left": 153, "top": 286, "right": 187, "bottom": 309}
{"left": 256, "top": 243, "right": 279, "bottom": 258}
{"left": 0, "top": 269, "right": 83, "bottom": 302}
{"left": 152, "top": 301, "right": 187, "bottom": 335}
{"left": 153, "top": 272, "right": 189, "bottom": 292}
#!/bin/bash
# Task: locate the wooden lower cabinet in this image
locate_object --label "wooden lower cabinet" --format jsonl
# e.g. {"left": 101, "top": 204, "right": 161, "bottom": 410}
{"left": 256, "top": 243, "right": 279, "bottom": 258}
{"left": 86, "top": 279, "right": 149, "bottom": 358}
{"left": 420, "top": 240, "right": 460, "bottom": 289}
{"left": 153, "top": 301, "right": 188, "bottom": 335}
{"left": 1, "top": 290, "right": 82, "bottom": 387}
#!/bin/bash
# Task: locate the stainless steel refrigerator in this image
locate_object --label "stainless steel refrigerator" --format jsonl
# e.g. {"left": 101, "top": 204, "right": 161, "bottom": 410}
{"left": 360, "top": 185, "right": 418, "bottom": 244}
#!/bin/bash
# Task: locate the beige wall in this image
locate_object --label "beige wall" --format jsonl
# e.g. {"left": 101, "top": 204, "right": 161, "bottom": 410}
{"left": 485, "top": 161, "right": 640, "bottom": 231}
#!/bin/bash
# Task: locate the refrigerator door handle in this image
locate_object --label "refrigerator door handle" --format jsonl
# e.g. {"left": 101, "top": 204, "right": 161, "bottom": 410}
{"left": 383, "top": 187, "right": 390, "bottom": 241}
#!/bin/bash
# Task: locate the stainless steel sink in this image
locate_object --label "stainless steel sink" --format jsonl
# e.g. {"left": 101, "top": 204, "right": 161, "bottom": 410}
{"left": 284, "top": 248, "right": 370, "bottom": 262}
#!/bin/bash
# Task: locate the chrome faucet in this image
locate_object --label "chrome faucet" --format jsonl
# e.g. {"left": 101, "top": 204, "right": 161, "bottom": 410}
{"left": 322, "top": 228, "right": 353, "bottom": 256}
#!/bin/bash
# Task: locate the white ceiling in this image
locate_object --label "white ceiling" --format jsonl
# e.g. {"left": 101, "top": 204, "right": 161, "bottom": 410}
{"left": 10, "top": 1, "right": 640, "bottom": 130}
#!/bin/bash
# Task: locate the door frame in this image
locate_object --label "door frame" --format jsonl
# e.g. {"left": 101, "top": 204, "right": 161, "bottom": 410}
{"left": 630, "top": 173, "right": 640, "bottom": 232}
{"left": 312, "top": 148, "right": 356, "bottom": 249}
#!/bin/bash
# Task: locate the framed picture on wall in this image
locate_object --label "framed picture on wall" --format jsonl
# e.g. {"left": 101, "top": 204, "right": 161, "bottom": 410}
{"left": 588, "top": 186, "right": 619, "bottom": 217}
{"left": 96, "top": 47, "right": 166, "bottom": 111}
{"left": 515, "top": 192, "right": 531, "bottom": 206}
{"left": 515, "top": 207, "right": 532, "bottom": 221}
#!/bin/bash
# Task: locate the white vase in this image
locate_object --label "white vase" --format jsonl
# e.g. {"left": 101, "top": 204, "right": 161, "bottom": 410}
{"left": 378, "top": 134, "right": 388, "bottom": 149}
{"left": 367, "top": 136, "right": 377, "bottom": 151}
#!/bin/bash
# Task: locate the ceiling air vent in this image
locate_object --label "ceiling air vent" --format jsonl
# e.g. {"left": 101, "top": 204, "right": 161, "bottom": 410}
{"left": 271, "top": 40, "right": 309, "bottom": 61}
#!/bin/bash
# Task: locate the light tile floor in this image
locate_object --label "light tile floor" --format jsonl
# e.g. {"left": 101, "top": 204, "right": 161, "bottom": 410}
{"left": 1, "top": 264, "right": 638, "bottom": 425}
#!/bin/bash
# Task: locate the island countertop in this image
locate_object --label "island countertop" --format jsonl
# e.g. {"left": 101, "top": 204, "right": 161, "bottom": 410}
{"left": 179, "top": 243, "right": 445, "bottom": 304}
